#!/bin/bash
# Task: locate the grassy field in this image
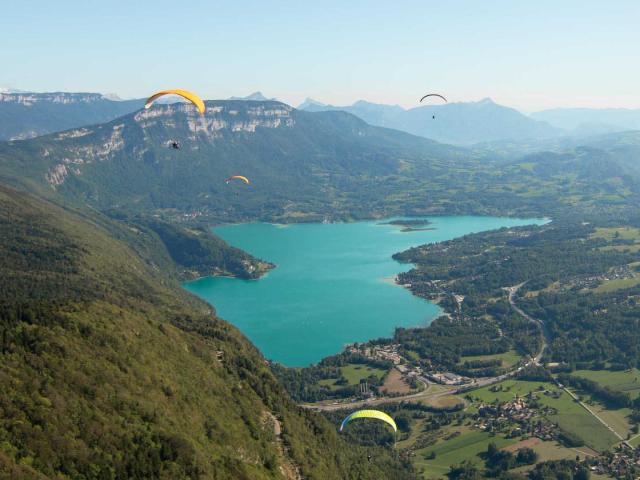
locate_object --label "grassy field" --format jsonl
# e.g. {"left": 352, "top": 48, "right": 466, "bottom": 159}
{"left": 628, "top": 434, "right": 640, "bottom": 447}
{"left": 405, "top": 378, "right": 626, "bottom": 476}
{"left": 571, "top": 369, "right": 640, "bottom": 399}
{"left": 594, "top": 275, "right": 640, "bottom": 293}
{"left": 318, "top": 363, "right": 388, "bottom": 389}
{"left": 591, "top": 227, "right": 640, "bottom": 242}
{"left": 592, "top": 227, "right": 640, "bottom": 254}
{"left": 341, "top": 364, "right": 387, "bottom": 384}
{"left": 466, "top": 380, "right": 557, "bottom": 404}
{"left": 465, "top": 380, "right": 619, "bottom": 452}
{"left": 589, "top": 404, "right": 632, "bottom": 438}
{"left": 421, "top": 395, "right": 465, "bottom": 409}
{"left": 509, "top": 440, "right": 595, "bottom": 476}
{"left": 415, "top": 426, "right": 516, "bottom": 479}
{"left": 458, "top": 350, "right": 522, "bottom": 368}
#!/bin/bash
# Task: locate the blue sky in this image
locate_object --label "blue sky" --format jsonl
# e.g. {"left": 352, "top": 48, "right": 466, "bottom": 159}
{"left": 2, "top": 0, "right": 639, "bottom": 111}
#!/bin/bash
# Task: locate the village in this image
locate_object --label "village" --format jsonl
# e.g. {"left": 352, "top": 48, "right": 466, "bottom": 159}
{"left": 473, "top": 392, "right": 558, "bottom": 441}
{"left": 346, "top": 342, "right": 472, "bottom": 393}
{"left": 588, "top": 443, "right": 640, "bottom": 478}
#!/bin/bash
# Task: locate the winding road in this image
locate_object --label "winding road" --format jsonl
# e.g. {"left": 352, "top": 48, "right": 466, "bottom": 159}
{"left": 505, "top": 282, "right": 548, "bottom": 365}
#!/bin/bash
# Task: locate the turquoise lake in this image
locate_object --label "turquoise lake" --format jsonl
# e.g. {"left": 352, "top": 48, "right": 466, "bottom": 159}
{"left": 184, "top": 216, "right": 546, "bottom": 366}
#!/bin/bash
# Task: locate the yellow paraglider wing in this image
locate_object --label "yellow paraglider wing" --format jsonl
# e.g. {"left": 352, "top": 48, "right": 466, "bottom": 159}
{"left": 144, "top": 89, "right": 206, "bottom": 115}
{"left": 226, "top": 175, "right": 250, "bottom": 185}
{"left": 339, "top": 410, "right": 397, "bottom": 433}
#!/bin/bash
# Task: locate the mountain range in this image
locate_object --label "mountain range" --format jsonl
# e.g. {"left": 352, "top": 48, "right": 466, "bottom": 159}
{"left": 3, "top": 99, "right": 639, "bottom": 226}
{"left": 0, "top": 92, "right": 144, "bottom": 141}
{"left": 0, "top": 100, "right": 475, "bottom": 223}
{"left": 298, "top": 98, "right": 562, "bottom": 145}
{"left": 531, "top": 107, "right": 640, "bottom": 133}
{"left": 4, "top": 89, "right": 640, "bottom": 146}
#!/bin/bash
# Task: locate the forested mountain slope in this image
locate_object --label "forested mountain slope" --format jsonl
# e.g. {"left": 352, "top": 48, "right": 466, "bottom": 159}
{"left": 3, "top": 101, "right": 640, "bottom": 224}
{"left": 0, "top": 184, "right": 413, "bottom": 479}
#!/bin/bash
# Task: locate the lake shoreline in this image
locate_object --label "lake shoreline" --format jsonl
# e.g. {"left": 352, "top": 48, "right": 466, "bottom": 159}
{"left": 184, "top": 215, "right": 549, "bottom": 366}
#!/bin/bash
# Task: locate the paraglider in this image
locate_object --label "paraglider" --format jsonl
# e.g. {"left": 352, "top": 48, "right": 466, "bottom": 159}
{"left": 339, "top": 410, "right": 397, "bottom": 433}
{"left": 225, "top": 175, "right": 250, "bottom": 185}
{"left": 145, "top": 89, "right": 206, "bottom": 115}
{"left": 419, "top": 94, "right": 447, "bottom": 120}
{"left": 419, "top": 93, "right": 447, "bottom": 103}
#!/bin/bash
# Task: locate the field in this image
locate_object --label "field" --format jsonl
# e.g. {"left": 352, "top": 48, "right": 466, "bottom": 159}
{"left": 458, "top": 350, "right": 522, "bottom": 368}
{"left": 571, "top": 368, "right": 640, "bottom": 399}
{"left": 502, "top": 437, "right": 540, "bottom": 452}
{"left": 414, "top": 426, "right": 517, "bottom": 479}
{"left": 594, "top": 275, "right": 640, "bottom": 293}
{"left": 380, "top": 368, "right": 412, "bottom": 394}
{"left": 341, "top": 364, "right": 387, "bottom": 384}
{"left": 404, "top": 377, "right": 620, "bottom": 478}
{"left": 467, "top": 380, "right": 558, "bottom": 404}
{"left": 591, "top": 227, "right": 640, "bottom": 242}
{"left": 317, "top": 363, "right": 388, "bottom": 390}
{"left": 509, "top": 440, "right": 595, "bottom": 476}
{"left": 420, "top": 395, "right": 465, "bottom": 410}
{"left": 588, "top": 403, "right": 632, "bottom": 438}
{"left": 466, "top": 380, "right": 619, "bottom": 452}
{"left": 592, "top": 227, "right": 640, "bottom": 254}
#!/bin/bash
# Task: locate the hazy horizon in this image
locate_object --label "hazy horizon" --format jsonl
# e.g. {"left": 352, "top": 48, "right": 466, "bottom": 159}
{"left": 2, "top": 0, "right": 639, "bottom": 111}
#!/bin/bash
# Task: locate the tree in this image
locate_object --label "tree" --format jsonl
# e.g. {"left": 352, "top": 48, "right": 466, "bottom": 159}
{"left": 448, "top": 461, "right": 481, "bottom": 480}
{"left": 516, "top": 447, "right": 538, "bottom": 465}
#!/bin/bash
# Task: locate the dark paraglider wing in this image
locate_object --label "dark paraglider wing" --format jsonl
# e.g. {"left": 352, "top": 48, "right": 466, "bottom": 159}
{"left": 419, "top": 93, "right": 447, "bottom": 103}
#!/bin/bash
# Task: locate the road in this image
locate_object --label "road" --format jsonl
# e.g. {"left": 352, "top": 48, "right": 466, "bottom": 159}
{"left": 505, "top": 282, "right": 548, "bottom": 365}
{"left": 302, "top": 378, "right": 456, "bottom": 412}
{"left": 561, "top": 385, "right": 625, "bottom": 441}
{"left": 507, "top": 285, "right": 627, "bottom": 442}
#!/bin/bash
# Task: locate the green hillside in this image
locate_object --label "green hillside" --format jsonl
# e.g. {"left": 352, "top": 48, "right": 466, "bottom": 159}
{"left": 2, "top": 101, "right": 639, "bottom": 225}
{"left": 0, "top": 184, "right": 413, "bottom": 479}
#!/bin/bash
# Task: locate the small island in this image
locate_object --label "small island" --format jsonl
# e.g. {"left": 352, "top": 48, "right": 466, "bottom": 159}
{"left": 381, "top": 219, "right": 435, "bottom": 232}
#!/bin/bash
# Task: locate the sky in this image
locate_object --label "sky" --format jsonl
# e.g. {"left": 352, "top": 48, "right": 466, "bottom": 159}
{"left": 2, "top": 0, "right": 639, "bottom": 112}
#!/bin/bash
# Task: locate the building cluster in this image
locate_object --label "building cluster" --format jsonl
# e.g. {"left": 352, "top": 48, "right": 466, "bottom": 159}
{"left": 180, "top": 210, "right": 203, "bottom": 220}
{"left": 570, "top": 264, "right": 637, "bottom": 290}
{"left": 473, "top": 395, "right": 557, "bottom": 441}
{"left": 348, "top": 343, "right": 404, "bottom": 365}
{"left": 426, "top": 371, "right": 470, "bottom": 385}
{"left": 589, "top": 444, "right": 640, "bottom": 478}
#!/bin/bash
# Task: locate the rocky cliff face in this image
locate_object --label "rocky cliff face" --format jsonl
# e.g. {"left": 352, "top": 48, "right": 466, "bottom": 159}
{"left": 0, "top": 92, "right": 106, "bottom": 105}
{"left": 44, "top": 101, "right": 296, "bottom": 188}
{"left": 1, "top": 99, "right": 464, "bottom": 223}
{"left": 134, "top": 102, "right": 295, "bottom": 138}
{"left": 0, "top": 92, "right": 144, "bottom": 140}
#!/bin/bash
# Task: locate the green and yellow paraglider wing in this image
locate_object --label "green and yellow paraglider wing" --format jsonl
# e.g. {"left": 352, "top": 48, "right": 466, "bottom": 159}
{"left": 339, "top": 410, "right": 397, "bottom": 433}
{"left": 226, "top": 175, "right": 250, "bottom": 185}
{"left": 144, "top": 89, "right": 206, "bottom": 114}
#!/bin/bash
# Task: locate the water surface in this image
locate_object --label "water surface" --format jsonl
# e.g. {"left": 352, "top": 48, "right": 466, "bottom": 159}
{"left": 184, "top": 216, "right": 545, "bottom": 366}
